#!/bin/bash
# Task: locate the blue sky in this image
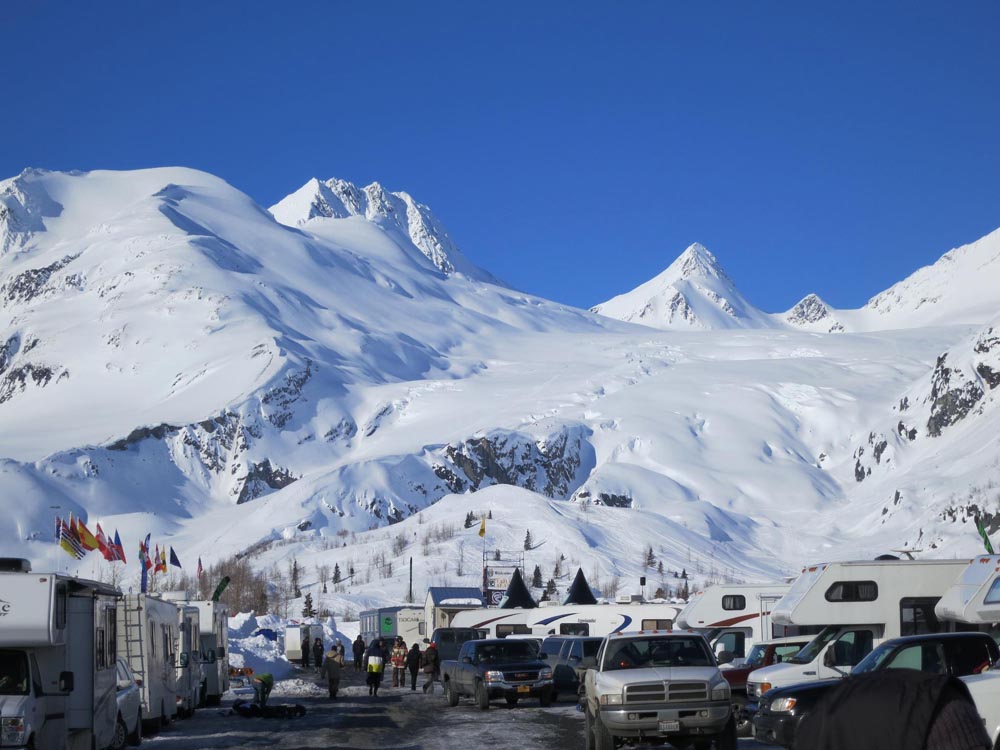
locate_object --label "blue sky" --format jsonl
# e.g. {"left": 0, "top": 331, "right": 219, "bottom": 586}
{"left": 3, "top": 1, "right": 999, "bottom": 311}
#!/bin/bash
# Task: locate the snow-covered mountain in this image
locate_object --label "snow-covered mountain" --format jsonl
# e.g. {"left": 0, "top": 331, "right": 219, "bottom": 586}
{"left": 2, "top": 166, "right": 1000, "bottom": 619}
{"left": 591, "top": 243, "right": 780, "bottom": 330}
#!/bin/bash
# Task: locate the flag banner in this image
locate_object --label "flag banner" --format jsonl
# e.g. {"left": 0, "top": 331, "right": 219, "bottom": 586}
{"left": 197, "top": 557, "right": 204, "bottom": 577}
{"left": 169, "top": 547, "right": 182, "bottom": 569}
{"left": 113, "top": 530, "right": 126, "bottom": 563}
{"left": 59, "top": 518, "right": 85, "bottom": 560}
{"left": 478, "top": 517, "right": 486, "bottom": 538}
{"left": 75, "top": 517, "right": 100, "bottom": 552}
{"left": 141, "top": 561, "right": 148, "bottom": 593}
{"left": 976, "top": 515, "right": 995, "bottom": 555}
{"left": 157, "top": 547, "right": 167, "bottom": 574}
{"left": 211, "top": 576, "right": 230, "bottom": 602}
{"left": 54, "top": 515, "right": 61, "bottom": 543}
{"left": 95, "top": 523, "right": 113, "bottom": 562}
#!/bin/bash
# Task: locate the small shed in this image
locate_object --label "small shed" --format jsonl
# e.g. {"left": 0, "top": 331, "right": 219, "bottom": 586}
{"left": 424, "top": 587, "right": 485, "bottom": 635}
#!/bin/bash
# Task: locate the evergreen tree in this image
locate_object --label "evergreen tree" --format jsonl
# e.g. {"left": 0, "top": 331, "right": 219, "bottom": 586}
{"left": 553, "top": 559, "right": 562, "bottom": 578}
{"left": 301, "top": 593, "right": 316, "bottom": 618}
{"left": 645, "top": 545, "right": 656, "bottom": 568}
{"left": 488, "top": 509, "right": 493, "bottom": 519}
{"left": 654, "top": 587, "right": 667, "bottom": 599}
{"left": 531, "top": 565, "right": 543, "bottom": 588}
{"left": 333, "top": 563, "right": 342, "bottom": 584}
{"left": 524, "top": 529, "right": 533, "bottom": 550}
{"left": 681, "top": 568, "right": 688, "bottom": 580}
{"left": 291, "top": 559, "right": 301, "bottom": 598}
{"left": 464, "top": 511, "right": 475, "bottom": 529}
{"left": 323, "top": 582, "right": 328, "bottom": 594}
{"left": 545, "top": 578, "right": 557, "bottom": 598}
{"left": 657, "top": 560, "right": 664, "bottom": 576}
{"left": 494, "top": 549, "right": 501, "bottom": 561}
{"left": 540, "top": 589, "right": 550, "bottom": 602}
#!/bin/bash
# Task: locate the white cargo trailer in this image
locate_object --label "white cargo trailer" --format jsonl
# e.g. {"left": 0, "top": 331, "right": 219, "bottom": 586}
{"left": 0, "top": 558, "right": 119, "bottom": 750}
{"left": 117, "top": 593, "right": 180, "bottom": 731}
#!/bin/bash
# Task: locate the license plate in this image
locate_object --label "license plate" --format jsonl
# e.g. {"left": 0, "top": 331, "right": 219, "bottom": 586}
{"left": 517, "top": 685, "right": 531, "bottom": 693}
{"left": 658, "top": 721, "right": 680, "bottom": 733}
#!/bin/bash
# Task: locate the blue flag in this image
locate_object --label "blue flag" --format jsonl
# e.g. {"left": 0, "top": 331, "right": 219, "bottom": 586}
{"left": 169, "top": 547, "right": 182, "bottom": 569}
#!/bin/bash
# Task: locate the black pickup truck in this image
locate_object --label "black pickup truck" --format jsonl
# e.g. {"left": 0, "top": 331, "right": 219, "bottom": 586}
{"left": 441, "top": 638, "right": 554, "bottom": 710}
{"left": 752, "top": 631, "right": 1000, "bottom": 748}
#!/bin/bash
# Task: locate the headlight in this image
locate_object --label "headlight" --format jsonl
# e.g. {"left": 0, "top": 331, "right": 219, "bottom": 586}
{"left": 755, "top": 681, "right": 772, "bottom": 696}
{"left": 711, "top": 681, "right": 730, "bottom": 701}
{"left": 770, "top": 697, "right": 798, "bottom": 713}
{"left": 1, "top": 717, "right": 27, "bottom": 745}
{"left": 600, "top": 693, "right": 623, "bottom": 705}
{"left": 484, "top": 670, "right": 504, "bottom": 683}
{"left": 539, "top": 668, "right": 553, "bottom": 680}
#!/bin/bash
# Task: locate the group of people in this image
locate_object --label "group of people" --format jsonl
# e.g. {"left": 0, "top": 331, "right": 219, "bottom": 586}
{"left": 351, "top": 634, "right": 440, "bottom": 697}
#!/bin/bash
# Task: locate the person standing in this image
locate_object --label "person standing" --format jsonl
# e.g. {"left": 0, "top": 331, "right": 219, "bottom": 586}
{"left": 312, "top": 637, "right": 325, "bottom": 672}
{"left": 421, "top": 642, "right": 441, "bottom": 694}
{"left": 364, "top": 637, "right": 387, "bottom": 696}
{"left": 320, "top": 645, "right": 342, "bottom": 699}
{"left": 390, "top": 637, "right": 407, "bottom": 688}
{"left": 406, "top": 641, "right": 422, "bottom": 691}
{"left": 353, "top": 635, "right": 366, "bottom": 672}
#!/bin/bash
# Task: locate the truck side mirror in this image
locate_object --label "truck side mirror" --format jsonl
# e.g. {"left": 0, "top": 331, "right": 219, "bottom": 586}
{"left": 461, "top": 656, "right": 472, "bottom": 664}
{"left": 717, "top": 650, "right": 735, "bottom": 665}
{"left": 58, "top": 671, "right": 74, "bottom": 692}
{"left": 823, "top": 648, "right": 836, "bottom": 668}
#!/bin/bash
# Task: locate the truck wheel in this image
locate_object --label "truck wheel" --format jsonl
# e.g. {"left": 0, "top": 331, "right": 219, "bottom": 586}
{"left": 699, "top": 716, "right": 737, "bottom": 750}
{"left": 475, "top": 681, "right": 490, "bottom": 710}
{"left": 732, "top": 694, "right": 751, "bottom": 737}
{"left": 127, "top": 711, "right": 142, "bottom": 747}
{"left": 539, "top": 688, "right": 552, "bottom": 707}
{"left": 446, "top": 681, "right": 459, "bottom": 707}
{"left": 594, "top": 711, "right": 616, "bottom": 750}
{"left": 585, "top": 710, "right": 596, "bottom": 750}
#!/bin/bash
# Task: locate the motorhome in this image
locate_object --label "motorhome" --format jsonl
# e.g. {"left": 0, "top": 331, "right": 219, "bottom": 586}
{"left": 0, "top": 558, "right": 119, "bottom": 750}
{"left": 117, "top": 593, "right": 180, "bottom": 731}
{"left": 676, "top": 583, "right": 795, "bottom": 661}
{"left": 174, "top": 605, "right": 204, "bottom": 716}
{"left": 449, "top": 601, "right": 682, "bottom": 639}
{"left": 284, "top": 622, "right": 325, "bottom": 663}
{"left": 359, "top": 606, "right": 424, "bottom": 645}
{"left": 934, "top": 554, "right": 1000, "bottom": 747}
{"left": 746, "top": 558, "right": 968, "bottom": 699}
{"left": 193, "top": 600, "right": 229, "bottom": 706}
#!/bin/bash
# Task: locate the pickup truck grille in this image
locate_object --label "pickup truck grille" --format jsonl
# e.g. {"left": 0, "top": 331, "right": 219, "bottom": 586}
{"left": 625, "top": 681, "right": 709, "bottom": 704}
{"left": 503, "top": 671, "right": 539, "bottom": 682}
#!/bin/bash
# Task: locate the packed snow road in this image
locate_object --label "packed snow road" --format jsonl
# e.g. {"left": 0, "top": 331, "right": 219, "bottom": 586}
{"left": 142, "top": 669, "right": 782, "bottom": 750}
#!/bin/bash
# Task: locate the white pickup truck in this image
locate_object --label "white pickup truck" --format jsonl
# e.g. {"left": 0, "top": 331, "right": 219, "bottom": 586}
{"left": 962, "top": 672, "right": 1000, "bottom": 750}
{"left": 583, "top": 631, "right": 736, "bottom": 750}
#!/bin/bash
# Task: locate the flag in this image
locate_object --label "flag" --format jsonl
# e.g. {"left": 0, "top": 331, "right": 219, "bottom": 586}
{"left": 113, "top": 530, "right": 126, "bottom": 563}
{"left": 55, "top": 515, "right": 61, "bottom": 543}
{"left": 75, "top": 517, "right": 100, "bottom": 552}
{"left": 478, "top": 517, "right": 486, "bottom": 538}
{"left": 976, "top": 515, "right": 995, "bottom": 555}
{"left": 95, "top": 523, "right": 114, "bottom": 562}
{"left": 142, "top": 536, "right": 153, "bottom": 571}
{"left": 197, "top": 557, "right": 203, "bottom": 577}
{"left": 169, "top": 547, "right": 182, "bottom": 569}
{"left": 157, "top": 546, "right": 167, "bottom": 574}
{"left": 59, "top": 518, "right": 85, "bottom": 560}
{"left": 141, "top": 560, "right": 148, "bottom": 593}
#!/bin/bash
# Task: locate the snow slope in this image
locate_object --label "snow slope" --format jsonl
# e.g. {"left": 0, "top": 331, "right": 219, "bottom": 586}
{"left": 2, "top": 166, "right": 999, "bottom": 619}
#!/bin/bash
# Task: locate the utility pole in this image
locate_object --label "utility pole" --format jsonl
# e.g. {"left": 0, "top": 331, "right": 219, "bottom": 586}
{"left": 408, "top": 557, "right": 413, "bottom": 603}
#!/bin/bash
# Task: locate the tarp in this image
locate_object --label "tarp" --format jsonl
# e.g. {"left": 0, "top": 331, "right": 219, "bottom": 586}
{"left": 563, "top": 568, "right": 598, "bottom": 605}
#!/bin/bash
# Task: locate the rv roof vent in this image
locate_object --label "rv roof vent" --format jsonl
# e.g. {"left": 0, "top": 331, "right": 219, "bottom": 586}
{"left": 616, "top": 594, "right": 633, "bottom": 604}
{"left": 0, "top": 558, "right": 31, "bottom": 573}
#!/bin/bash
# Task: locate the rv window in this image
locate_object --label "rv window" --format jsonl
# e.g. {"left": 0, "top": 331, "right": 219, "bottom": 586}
{"left": 559, "top": 623, "right": 589, "bottom": 636}
{"left": 96, "top": 627, "right": 106, "bottom": 670}
{"left": 55, "top": 584, "right": 67, "bottom": 629}
{"left": 496, "top": 624, "right": 530, "bottom": 637}
{"left": 641, "top": 619, "right": 673, "bottom": 631}
{"left": 107, "top": 608, "right": 118, "bottom": 664}
{"left": 985, "top": 578, "right": 1000, "bottom": 606}
{"left": 825, "top": 581, "right": 878, "bottom": 602}
{"left": 722, "top": 595, "right": 746, "bottom": 611}
{"left": 900, "top": 597, "right": 941, "bottom": 636}
{"left": 0, "top": 650, "right": 29, "bottom": 695}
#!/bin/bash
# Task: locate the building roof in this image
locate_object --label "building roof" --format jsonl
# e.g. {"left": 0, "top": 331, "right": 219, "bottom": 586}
{"left": 426, "top": 587, "right": 484, "bottom": 606}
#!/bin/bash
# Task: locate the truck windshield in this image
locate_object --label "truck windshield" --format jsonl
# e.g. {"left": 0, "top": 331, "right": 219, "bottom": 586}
{"left": 0, "top": 650, "right": 29, "bottom": 695}
{"left": 786, "top": 625, "right": 840, "bottom": 665}
{"left": 744, "top": 644, "right": 767, "bottom": 668}
{"left": 475, "top": 642, "right": 536, "bottom": 662}
{"left": 604, "top": 637, "right": 713, "bottom": 670}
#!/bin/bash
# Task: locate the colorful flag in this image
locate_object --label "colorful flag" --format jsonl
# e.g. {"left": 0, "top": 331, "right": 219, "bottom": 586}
{"left": 156, "top": 546, "right": 167, "bottom": 574}
{"left": 54, "top": 515, "right": 61, "bottom": 543}
{"left": 59, "top": 518, "right": 85, "bottom": 560}
{"left": 142, "top": 536, "right": 153, "bottom": 571}
{"left": 478, "top": 516, "right": 486, "bottom": 538}
{"left": 197, "top": 557, "right": 204, "bottom": 577}
{"left": 169, "top": 547, "right": 182, "bottom": 569}
{"left": 95, "top": 523, "right": 114, "bottom": 561}
{"left": 976, "top": 515, "right": 995, "bottom": 555}
{"left": 113, "top": 530, "right": 126, "bottom": 563}
{"left": 75, "top": 517, "right": 100, "bottom": 552}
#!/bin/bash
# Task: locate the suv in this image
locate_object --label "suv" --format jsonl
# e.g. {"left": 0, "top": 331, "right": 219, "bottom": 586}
{"left": 752, "top": 631, "right": 1000, "bottom": 748}
{"left": 583, "top": 632, "right": 736, "bottom": 750}
{"left": 540, "top": 635, "right": 603, "bottom": 701}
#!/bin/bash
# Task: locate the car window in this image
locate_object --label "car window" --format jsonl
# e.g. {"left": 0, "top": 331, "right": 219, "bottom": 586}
{"left": 542, "top": 639, "right": 563, "bottom": 657}
{"left": 945, "top": 638, "right": 996, "bottom": 676}
{"left": 774, "top": 643, "right": 807, "bottom": 662}
{"left": 582, "top": 640, "right": 602, "bottom": 658}
{"left": 883, "top": 643, "right": 929, "bottom": 671}
{"left": 570, "top": 642, "right": 583, "bottom": 660}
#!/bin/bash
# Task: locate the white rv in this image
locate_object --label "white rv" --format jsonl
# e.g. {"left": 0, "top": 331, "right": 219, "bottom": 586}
{"left": 117, "top": 593, "right": 180, "bottom": 732}
{"left": 746, "top": 558, "right": 968, "bottom": 699}
{"left": 173, "top": 605, "right": 204, "bottom": 716}
{"left": 676, "top": 583, "right": 793, "bottom": 662}
{"left": 935, "top": 555, "right": 1000, "bottom": 747}
{"left": 0, "top": 558, "right": 119, "bottom": 750}
{"left": 360, "top": 606, "right": 424, "bottom": 646}
{"left": 193, "top": 601, "right": 229, "bottom": 706}
{"left": 450, "top": 602, "right": 682, "bottom": 639}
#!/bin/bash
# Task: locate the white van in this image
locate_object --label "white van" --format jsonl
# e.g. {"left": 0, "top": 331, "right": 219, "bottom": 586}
{"left": 450, "top": 602, "right": 681, "bottom": 639}
{"left": 0, "top": 558, "right": 119, "bottom": 750}
{"left": 117, "top": 593, "right": 180, "bottom": 732}
{"left": 746, "top": 558, "right": 968, "bottom": 700}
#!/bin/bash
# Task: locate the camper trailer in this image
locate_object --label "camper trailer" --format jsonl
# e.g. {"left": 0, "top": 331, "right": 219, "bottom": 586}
{"left": 284, "top": 622, "right": 324, "bottom": 663}
{"left": 173, "top": 605, "right": 204, "bottom": 716}
{"left": 450, "top": 602, "right": 682, "bottom": 639}
{"left": 746, "top": 558, "right": 968, "bottom": 699}
{"left": 0, "top": 559, "right": 119, "bottom": 750}
{"left": 676, "top": 583, "right": 794, "bottom": 661}
{"left": 359, "top": 606, "right": 424, "bottom": 646}
{"left": 117, "top": 593, "right": 180, "bottom": 731}
{"left": 193, "top": 601, "right": 229, "bottom": 706}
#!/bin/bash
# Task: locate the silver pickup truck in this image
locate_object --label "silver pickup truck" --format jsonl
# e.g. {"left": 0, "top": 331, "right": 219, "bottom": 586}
{"left": 583, "top": 631, "right": 736, "bottom": 750}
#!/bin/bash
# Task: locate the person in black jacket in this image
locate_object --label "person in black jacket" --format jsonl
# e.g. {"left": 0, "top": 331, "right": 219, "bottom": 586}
{"left": 352, "top": 635, "right": 366, "bottom": 672}
{"left": 311, "top": 638, "right": 324, "bottom": 672}
{"left": 364, "top": 638, "right": 387, "bottom": 696}
{"left": 421, "top": 642, "right": 441, "bottom": 694}
{"left": 795, "top": 669, "right": 991, "bottom": 750}
{"left": 406, "top": 642, "right": 422, "bottom": 691}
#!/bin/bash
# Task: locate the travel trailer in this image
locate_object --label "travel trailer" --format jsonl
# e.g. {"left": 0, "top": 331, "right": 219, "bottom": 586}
{"left": 117, "top": 593, "right": 180, "bottom": 731}
{"left": 450, "top": 602, "right": 682, "bottom": 639}
{"left": 676, "top": 583, "right": 794, "bottom": 661}
{"left": 359, "top": 606, "right": 424, "bottom": 645}
{"left": 746, "top": 558, "right": 969, "bottom": 698}
{"left": 174, "top": 604, "right": 204, "bottom": 716}
{"left": 0, "top": 558, "right": 119, "bottom": 750}
{"left": 193, "top": 600, "right": 229, "bottom": 706}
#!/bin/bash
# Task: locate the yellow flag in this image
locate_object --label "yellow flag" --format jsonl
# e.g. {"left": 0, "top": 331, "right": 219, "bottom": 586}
{"left": 478, "top": 517, "right": 486, "bottom": 538}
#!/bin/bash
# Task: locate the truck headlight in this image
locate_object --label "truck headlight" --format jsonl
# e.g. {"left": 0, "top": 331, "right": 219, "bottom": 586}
{"left": 484, "top": 670, "right": 504, "bottom": 683}
{"left": 711, "top": 681, "right": 730, "bottom": 701}
{"left": 770, "top": 697, "right": 797, "bottom": 713}
{"left": 753, "top": 681, "right": 772, "bottom": 697}
{"left": 539, "top": 668, "right": 553, "bottom": 681}
{"left": 600, "top": 694, "right": 623, "bottom": 705}
{"left": 2, "top": 717, "right": 27, "bottom": 745}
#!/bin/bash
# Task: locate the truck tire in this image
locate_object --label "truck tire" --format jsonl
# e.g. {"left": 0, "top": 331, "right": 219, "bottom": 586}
{"left": 594, "top": 711, "right": 616, "bottom": 750}
{"left": 733, "top": 694, "right": 751, "bottom": 737}
{"left": 475, "top": 681, "right": 490, "bottom": 710}
{"left": 695, "top": 715, "right": 737, "bottom": 750}
{"left": 539, "top": 688, "right": 552, "bottom": 707}
{"left": 127, "top": 711, "right": 142, "bottom": 747}
{"left": 446, "top": 681, "right": 459, "bottom": 707}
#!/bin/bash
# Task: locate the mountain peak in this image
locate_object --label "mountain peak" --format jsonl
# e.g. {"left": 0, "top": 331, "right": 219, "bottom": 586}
{"left": 671, "top": 242, "right": 727, "bottom": 281}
